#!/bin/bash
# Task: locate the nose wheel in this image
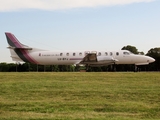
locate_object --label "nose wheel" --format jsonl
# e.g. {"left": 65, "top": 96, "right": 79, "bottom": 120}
{"left": 113, "top": 63, "right": 116, "bottom": 72}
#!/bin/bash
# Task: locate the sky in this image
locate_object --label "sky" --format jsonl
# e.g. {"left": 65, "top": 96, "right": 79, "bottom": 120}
{"left": 0, "top": 0, "right": 160, "bottom": 63}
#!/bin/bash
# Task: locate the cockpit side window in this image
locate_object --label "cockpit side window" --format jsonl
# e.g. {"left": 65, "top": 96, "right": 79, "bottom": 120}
{"left": 123, "top": 52, "right": 130, "bottom": 55}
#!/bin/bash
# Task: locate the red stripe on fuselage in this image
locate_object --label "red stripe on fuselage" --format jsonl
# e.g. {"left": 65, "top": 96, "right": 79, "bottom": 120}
{"left": 70, "top": 58, "right": 83, "bottom": 60}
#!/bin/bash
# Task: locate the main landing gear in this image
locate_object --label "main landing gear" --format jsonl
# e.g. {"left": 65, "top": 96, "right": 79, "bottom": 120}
{"left": 134, "top": 65, "right": 140, "bottom": 72}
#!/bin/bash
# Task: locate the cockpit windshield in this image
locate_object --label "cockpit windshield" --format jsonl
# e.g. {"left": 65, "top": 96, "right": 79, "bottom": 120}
{"left": 129, "top": 51, "right": 134, "bottom": 54}
{"left": 123, "top": 51, "right": 134, "bottom": 55}
{"left": 123, "top": 52, "right": 130, "bottom": 55}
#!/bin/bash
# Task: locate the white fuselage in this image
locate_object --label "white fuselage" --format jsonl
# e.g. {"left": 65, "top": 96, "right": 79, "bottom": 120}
{"left": 27, "top": 49, "right": 155, "bottom": 65}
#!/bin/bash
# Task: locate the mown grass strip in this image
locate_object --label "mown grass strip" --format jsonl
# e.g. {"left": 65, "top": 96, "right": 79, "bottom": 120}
{"left": 0, "top": 72, "right": 160, "bottom": 120}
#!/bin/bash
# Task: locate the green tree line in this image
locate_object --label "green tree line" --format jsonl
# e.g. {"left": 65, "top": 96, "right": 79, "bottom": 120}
{"left": 0, "top": 46, "right": 159, "bottom": 72}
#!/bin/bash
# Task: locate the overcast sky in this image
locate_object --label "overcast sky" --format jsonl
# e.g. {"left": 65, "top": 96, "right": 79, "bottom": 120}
{"left": 0, "top": 0, "right": 160, "bottom": 63}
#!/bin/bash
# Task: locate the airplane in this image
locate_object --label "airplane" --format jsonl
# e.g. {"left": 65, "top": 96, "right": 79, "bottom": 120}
{"left": 5, "top": 32, "right": 155, "bottom": 71}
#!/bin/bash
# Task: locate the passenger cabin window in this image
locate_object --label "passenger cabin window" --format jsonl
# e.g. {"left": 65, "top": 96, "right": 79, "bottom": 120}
{"left": 123, "top": 52, "right": 130, "bottom": 55}
{"left": 105, "top": 52, "right": 108, "bottom": 56}
{"left": 73, "top": 53, "right": 76, "bottom": 56}
{"left": 110, "top": 52, "right": 113, "bottom": 56}
{"left": 60, "top": 53, "right": 63, "bottom": 56}
{"left": 116, "top": 52, "right": 119, "bottom": 56}
{"left": 91, "top": 51, "right": 97, "bottom": 54}
{"left": 66, "top": 53, "right": 69, "bottom": 56}
{"left": 85, "top": 52, "right": 90, "bottom": 56}
{"left": 79, "top": 52, "right": 82, "bottom": 56}
{"left": 98, "top": 52, "right": 101, "bottom": 56}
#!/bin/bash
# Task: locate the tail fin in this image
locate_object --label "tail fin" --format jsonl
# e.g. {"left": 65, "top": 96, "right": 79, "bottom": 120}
{"left": 5, "top": 32, "right": 32, "bottom": 50}
{"left": 5, "top": 32, "right": 38, "bottom": 64}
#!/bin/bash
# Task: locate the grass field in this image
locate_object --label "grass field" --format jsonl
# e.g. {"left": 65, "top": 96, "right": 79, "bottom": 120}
{"left": 0, "top": 72, "right": 160, "bottom": 120}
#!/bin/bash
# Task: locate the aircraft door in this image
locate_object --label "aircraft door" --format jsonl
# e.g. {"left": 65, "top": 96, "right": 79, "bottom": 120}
{"left": 85, "top": 51, "right": 90, "bottom": 56}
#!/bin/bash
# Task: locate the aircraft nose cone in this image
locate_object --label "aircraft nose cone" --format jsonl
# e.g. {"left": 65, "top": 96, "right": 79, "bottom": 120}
{"left": 147, "top": 57, "right": 155, "bottom": 63}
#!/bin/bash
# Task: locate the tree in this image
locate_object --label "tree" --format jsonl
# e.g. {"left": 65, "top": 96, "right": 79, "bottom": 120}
{"left": 8, "top": 63, "right": 17, "bottom": 72}
{"left": 146, "top": 47, "right": 160, "bottom": 71}
{"left": 122, "top": 45, "right": 138, "bottom": 54}
{"left": 138, "top": 51, "right": 144, "bottom": 55}
{"left": 0, "top": 63, "right": 9, "bottom": 72}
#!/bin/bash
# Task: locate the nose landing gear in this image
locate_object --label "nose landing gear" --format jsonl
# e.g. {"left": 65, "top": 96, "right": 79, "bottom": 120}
{"left": 134, "top": 65, "right": 140, "bottom": 72}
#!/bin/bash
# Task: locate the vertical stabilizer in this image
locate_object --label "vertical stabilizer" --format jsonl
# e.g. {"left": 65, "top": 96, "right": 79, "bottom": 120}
{"left": 5, "top": 32, "right": 30, "bottom": 48}
{"left": 5, "top": 32, "right": 38, "bottom": 64}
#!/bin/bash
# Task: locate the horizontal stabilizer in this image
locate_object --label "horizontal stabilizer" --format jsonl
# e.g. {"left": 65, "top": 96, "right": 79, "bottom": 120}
{"left": 7, "top": 46, "right": 32, "bottom": 50}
